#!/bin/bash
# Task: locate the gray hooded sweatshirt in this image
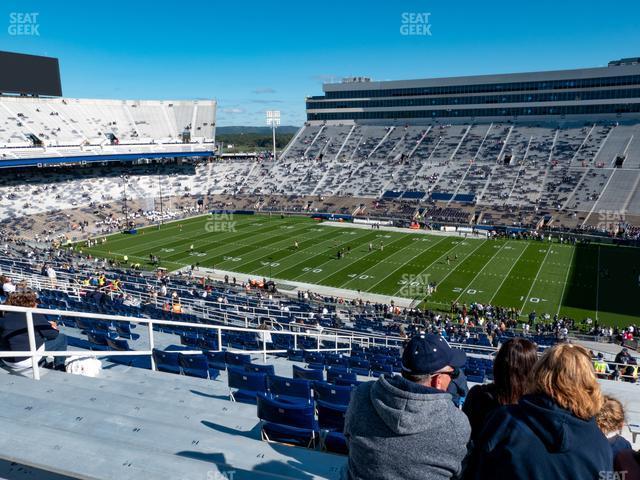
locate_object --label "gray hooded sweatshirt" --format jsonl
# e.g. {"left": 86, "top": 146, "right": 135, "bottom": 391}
{"left": 343, "top": 374, "right": 470, "bottom": 480}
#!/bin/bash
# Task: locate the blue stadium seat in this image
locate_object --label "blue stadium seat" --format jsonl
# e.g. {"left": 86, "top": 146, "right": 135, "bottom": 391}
{"left": 326, "top": 356, "right": 349, "bottom": 368}
{"left": 86, "top": 330, "right": 111, "bottom": 349}
{"left": 227, "top": 366, "right": 267, "bottom": 403}
{"left": 334, "top": 378, "right": 361, "bottom": 387}
{"left": 267, "top": 375, "right": 312, "bottom": 404}
{"left": 225, "top": 351, "right": 251, "bottom": 367}
{"left": 304, "top": 351, "right": 325, "bottom": 364}
{"left": 245, "top": 362, "right": 275, "bottom": 376}
{"left": 467, "top": 374, "right": 485, "bottom": 384}
{"left": 327, "top": 367, "right": 357, "bottom": 384}
{"left": 348, "top": 357, "right": 370, "bottom": 370}
{"left": 287, "top": 349, "right": 304, "bottom": 362}
{"left": 313, "top": 381, "right": 353, "bottom": 406}
{"left": 106, "top": 337, "right": 130, "bottom": 351}
{"left": 257, "top": 392, "right": 319, "bottom": 448}
{"left": 306, "top": 362, "right": 325, "bottom": 370}
{"left": 180, "top": 334, "right": 200, "bottom": 348}
{"left": 292, "top": 365, "right": 324, "bottom": 382}
{"left": 178, "top": 353, "right": 209, "bottom": 379}
{"left": 205, "top": 351, "right": 227, "bottom": 371}
{"left": 371, "top": 363, "right": 394, "bottom": 377}
{"left": 115, "top": 322, "right": 140, "bottom": 340}
{"left": 317, "top": 399, "right": 348, "bottom": 431}
{"left": 152, "top": 348, "right": 181, "bottom": 375}
{"left": 324, "top": 431, "right": 349, "bottom": 455}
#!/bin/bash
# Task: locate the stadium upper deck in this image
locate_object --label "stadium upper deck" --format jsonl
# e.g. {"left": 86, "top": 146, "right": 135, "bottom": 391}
{"left": 0, "top": 96, "right": 216, "bottom": 168}
{"left": 306, "top": 58, "right": 640, "bottom": 123}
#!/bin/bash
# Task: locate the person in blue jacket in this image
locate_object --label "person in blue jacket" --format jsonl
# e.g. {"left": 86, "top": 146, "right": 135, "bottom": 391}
{"left": 467, "top": 343, "right": 612, "bottom": 480}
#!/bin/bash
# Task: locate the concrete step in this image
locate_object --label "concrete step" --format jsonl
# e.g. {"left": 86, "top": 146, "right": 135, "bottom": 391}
{"left": 0, "top": 369, "right": 255, "bottom": 433}
{"left": 0, "top": 370, "right": 345, "bottom": 479}
{"left": 0, "top": 415, "right": 275, "bottom": 480}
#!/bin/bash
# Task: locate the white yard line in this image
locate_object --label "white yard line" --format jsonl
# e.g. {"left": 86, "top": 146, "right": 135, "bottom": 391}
{"left": 426, "top": 239, "right": 489, "bottom": 294}
{"left": 520, "top": 243, "right": 553, "bottom": 312}
{"left": 248, "top": 227, "right": 374, "bottom": 277}
{"left": 393, "top": 238, "right": 487, "bottom": 297}
{"left": 364, "top": 236, "right": 450, "bottom": 292}
{"left": 556, "top": 245, "right": 576, "bottom": 316}
{"left": 453, "top": 241, "right": 509, "bottom": 303}
{"left": 488, "top": 242, "right": 530, "bottom": 305}
{"left": 311, "top": 233, "right": 410, "bottom": 284}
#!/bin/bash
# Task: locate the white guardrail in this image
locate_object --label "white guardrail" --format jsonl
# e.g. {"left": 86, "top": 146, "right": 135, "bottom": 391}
{"left": 0, "top": 304, "right": 368, "bottom": 381}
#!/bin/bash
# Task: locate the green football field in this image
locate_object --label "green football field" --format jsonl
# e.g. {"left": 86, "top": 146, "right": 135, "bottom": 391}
{"left": 79, "top": 213, "right": 640, "bottom": 327}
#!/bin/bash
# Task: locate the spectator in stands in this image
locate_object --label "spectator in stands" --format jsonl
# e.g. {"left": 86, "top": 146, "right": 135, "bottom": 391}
{"left": 256, "top": 320, "right": 274, "bottom": 347}
{"left": 621, "top": 358, "right": 638, "bottom": 383}
{"left": 462, "top": 338, "right": 538, "bottom": 443}
{"left": 614, "top": 449, "right": 640, "bottom": 480}
{"left": 467, "top": 343, "right": 611, "bottom": 480}
{"left": 447, "top": 363, "right": 469, "bottom": 408}
{"left": 594, "top": 352, "right": 612, "bottom": 378}
{"left": 1, "top": 275, "right": 16, "bottom": 295}
{"left": 343, "top": 333, "right": 470, "bottom": 480}
{"left": 596, "top": 395, "right": 633, "bottom": 458}
{"left": 615, "top": 347, "right": 632, "bottom": 366}
{"left": 45, "top": 265, "right": 57, "bottom": 287}
{"left": 0, "top": 291, "right": 68, "bottom": 373}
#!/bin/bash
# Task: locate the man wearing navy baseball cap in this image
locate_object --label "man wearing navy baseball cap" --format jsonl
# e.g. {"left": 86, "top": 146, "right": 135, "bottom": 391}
{"left": 343, "top": 334, "right": 471, "bottom": 480}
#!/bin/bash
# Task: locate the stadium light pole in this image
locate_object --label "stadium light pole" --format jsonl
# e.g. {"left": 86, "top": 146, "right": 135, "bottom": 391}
{"left": 266, "top": 110, "right": 280, "bottom": 162}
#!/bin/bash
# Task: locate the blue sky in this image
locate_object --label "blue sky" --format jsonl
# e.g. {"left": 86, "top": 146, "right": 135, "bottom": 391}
{"left": 1, "top": 0, "right": 639, "bottom": 126}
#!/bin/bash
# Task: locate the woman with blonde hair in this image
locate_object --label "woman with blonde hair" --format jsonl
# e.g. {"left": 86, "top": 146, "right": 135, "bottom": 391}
{"left": 596, "top": 395, "right": 633, "bottom": 458}
{"left": 467, "top": 343, "right": 612, "bottom": 480}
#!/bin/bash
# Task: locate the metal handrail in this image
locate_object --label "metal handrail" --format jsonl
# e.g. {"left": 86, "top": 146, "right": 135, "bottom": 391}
{"left": 0, "top": 305, "right": 366, "bottom": 381}
{"left": 1, "top": 262, "right": 319, "bottom": 322}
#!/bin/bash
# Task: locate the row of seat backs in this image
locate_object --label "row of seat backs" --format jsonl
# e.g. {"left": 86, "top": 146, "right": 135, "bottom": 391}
{"left": 228, "top": 366, "right": 354, "bottom": 406}
{"left": 152, "top": 348, "right": 252, "bottom": 377}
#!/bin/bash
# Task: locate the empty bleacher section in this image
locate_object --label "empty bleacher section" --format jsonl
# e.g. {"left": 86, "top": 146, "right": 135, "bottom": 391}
{"left": 0, "top": 96, "right": 216, "bottom": 168}
{"left": 265, "top": 120, "right": 640, "bottom": 223}
{"left": 3, "top": 120, "right": 640, "bottom": 235}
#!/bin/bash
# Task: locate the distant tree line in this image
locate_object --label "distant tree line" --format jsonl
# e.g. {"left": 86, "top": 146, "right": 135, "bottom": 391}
{"left": 217, "top": 133, "right": 295, "bottom": 152}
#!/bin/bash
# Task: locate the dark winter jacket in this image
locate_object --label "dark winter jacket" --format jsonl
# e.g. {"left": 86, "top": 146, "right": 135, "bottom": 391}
{"left": 462, "top": 383, "right": 501, "bottom": 443}
{"left": 466, "top": 393, "right": 612, "bottom": 480}
{"left": 0, "top": 311, "right": 58, "bottom": 363}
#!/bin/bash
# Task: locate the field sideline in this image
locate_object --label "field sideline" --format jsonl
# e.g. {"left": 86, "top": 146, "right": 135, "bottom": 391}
{"left": 79, "top": 214, "right": 640, "bottom": 327}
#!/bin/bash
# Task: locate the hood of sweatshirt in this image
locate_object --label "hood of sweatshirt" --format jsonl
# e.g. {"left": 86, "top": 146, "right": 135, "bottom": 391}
{"left": 369, "top": 374, "right": 455, "bottom": 435}
{"left": 515, "top": 394, "right": 597, "bottom": 453}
